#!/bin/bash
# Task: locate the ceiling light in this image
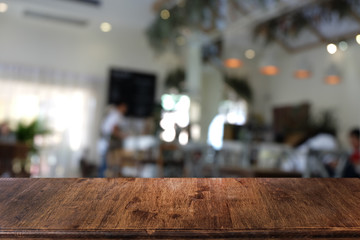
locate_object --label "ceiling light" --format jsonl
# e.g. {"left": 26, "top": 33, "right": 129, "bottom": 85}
{"left": 327, "top": 43, "right": 337, "bottom": 54}
{"left": 224, "top": 58, "right": 243, "bottom": 68}
{"left": 245, "top": 49, "right": 256, "bottom": 59}
{"left": 325, "top": 64, "right": 341, "bottom": 85}
{"left": 260, "top": 66, "right": 279, "bottom": 76}
{"left": 100, "top": 22, "right": 111, "bottom": 32}
{"left": 339, "top": 41, "right": 348, "bottom": 51}
{"left": 356, "top": 34, "right": 360, "bottom": 45}
{"left": 294, "top": 69, "right": 311, "bottom": 79}
{"left": 160, "top": 9, "right": 170, "bottom": 20}
{"left": 0, "top": 3, "right": 8, "bottom": 13}
{"left": 325, "top": 75, "right": 341, "bottom": 85}
{"left": 259, "top": 47, "right": 279, "bottom": 76}
{"left": 294, "top": 59, "right": 311, "bottom": 79}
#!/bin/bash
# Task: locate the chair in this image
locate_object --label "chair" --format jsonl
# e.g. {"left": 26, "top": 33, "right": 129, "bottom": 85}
{"left": 303, "top": 149, "right": 348, "bottom": 178}
{"left": 217, "top": 142, "right": 299, "bottom": 178}
{"left": 159, "top": 143, "right": 184, "bottom": 177}
{"left": 106, "top": 148, "right": 136, "bottom": 177}
{"left": 255, "top": 142, "right": 293, "bottom": 169}
{"left": 0, "top": 142, "right": 30, "bottom": 177}
{"left": 182, "top": 143, "right": 212, "bottom": 177}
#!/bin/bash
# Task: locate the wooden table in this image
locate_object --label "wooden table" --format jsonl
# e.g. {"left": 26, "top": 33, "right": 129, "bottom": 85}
{"left": 218, "top": 166, "right": 302, "bottom": 178}
{"left": 0, "top": 178, "right": 360, "bottom": 239}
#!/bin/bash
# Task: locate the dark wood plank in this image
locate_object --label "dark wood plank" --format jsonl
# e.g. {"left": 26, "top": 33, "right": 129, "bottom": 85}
{"left": 0, "top": 178, "right": 360, "bottom": 239}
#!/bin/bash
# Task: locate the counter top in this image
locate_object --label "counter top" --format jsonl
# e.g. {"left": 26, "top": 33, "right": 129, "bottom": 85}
{"left": 0, "top": 178, "right": 360, "bottom": 239}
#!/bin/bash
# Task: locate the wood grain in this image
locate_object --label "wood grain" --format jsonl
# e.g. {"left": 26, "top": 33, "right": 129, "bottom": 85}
{"left": 0, "top": 178, "right": 360, "bottom": 239}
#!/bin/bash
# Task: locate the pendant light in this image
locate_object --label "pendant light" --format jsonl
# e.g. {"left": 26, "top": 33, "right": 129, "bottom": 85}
{"left": 223, "top": 44, "right": 243, "bottom": 69}
{"left": 259, "top": 45, "right": 279, "bottom": 76}
{"left": 224, "top": 58, "right": 243, "bottom": 68}
{"left": 294, "top": 59, "right": 311, "bottom": 79}
{"left": 324, "top": 63, "right": 341, "bottom": 85}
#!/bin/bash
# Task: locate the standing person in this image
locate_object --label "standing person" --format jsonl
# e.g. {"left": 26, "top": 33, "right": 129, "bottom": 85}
{"left": 343, "top": 128, "right": 360, "bottom": 177}
{"left": 349, "top": 128, "right": 360, "bottom": 165}
{"left": 281, "top": 129, "right": 339, "bottom": 175}
{"left": 98, "top": 102, "right": 128, "bottom": 177}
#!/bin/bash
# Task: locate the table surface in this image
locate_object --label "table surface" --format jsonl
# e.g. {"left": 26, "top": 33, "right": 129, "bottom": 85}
{"left": 1, "top": 178, "right": 360, "bottom": 239}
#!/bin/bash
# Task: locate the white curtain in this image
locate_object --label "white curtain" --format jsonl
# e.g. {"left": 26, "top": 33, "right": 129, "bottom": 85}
{"left": 0, "top": 63, "right": 102, "bottom": 177}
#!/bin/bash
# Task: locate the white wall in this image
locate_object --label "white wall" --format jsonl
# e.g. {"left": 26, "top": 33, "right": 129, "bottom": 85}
{"left": 222, "top": 50, "right": 273, "bottom": 125}
{"left": 222, "top": 37, "right": 360, "bottom": 147}
{"left": 265, "top": 44, "right": 360, "bottom": 146}
{"left": 0, "top": 13, "right": 168, "bottom": 162}
{"left": 0, "top": 13, "right": 165, "bottom": 84}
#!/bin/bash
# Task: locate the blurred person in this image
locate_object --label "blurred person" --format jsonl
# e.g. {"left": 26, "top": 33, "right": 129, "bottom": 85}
{"left": 349, "top": 128, "right": 360, "bottom": 165}
{"left": 207, "top": 114, "right": 226, "bottom": 151}
{"left": 98, "top": 102, "right": 128, "bottom": 177}
{"left": 281, "top": 129, "right": 338, "bottom": 174}
{"left": 0, "top": 121, "right": 16, "bottom": 143}
{"left": 342, "top": 128, "right": 360, "bottom": 177}
{"left": 207, "top": 106, "right": 227, "bottom": 151}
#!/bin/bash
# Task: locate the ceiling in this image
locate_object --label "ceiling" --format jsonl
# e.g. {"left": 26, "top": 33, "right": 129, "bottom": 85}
{"left": 5, "top": 0, "right": 316, "bottom": 33}
{"left": 221, "top": 0, "right": 360, "bottom": 53}
{"left": 4, "top": 0, "right": 359, "bottom": 53}
{"left": 5, "top": 0, "right": 157, "bottom": 30}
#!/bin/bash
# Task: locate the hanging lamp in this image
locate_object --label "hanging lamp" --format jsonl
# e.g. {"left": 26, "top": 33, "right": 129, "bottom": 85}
{"left": 324, "top": 63, "right": 341, "bottom": 85}
{"left": 259, "top": 46, "right": 279, "bottom": 76}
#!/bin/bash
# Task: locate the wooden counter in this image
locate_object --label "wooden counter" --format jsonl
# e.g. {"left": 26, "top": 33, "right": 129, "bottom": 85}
{"left": 0, "top": 178, "right": 360, "bottom": 239}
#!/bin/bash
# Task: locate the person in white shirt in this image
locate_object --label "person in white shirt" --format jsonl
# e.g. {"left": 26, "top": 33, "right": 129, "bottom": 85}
{"left": 281, "top": 131, "right": 338, "bottom": 175}
{"left": 207, "top": 114, "right": 226, "bottom": 151}
{"left": 207, "top": 106, "right": 228, "bottom": 151}
{"left": 98, "top": 102, "right": 128, "bottom": 177}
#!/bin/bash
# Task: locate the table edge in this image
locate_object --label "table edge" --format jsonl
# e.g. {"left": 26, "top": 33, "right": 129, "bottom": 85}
{"left": 1, "top": 228, "right": 360, "bottom": 239}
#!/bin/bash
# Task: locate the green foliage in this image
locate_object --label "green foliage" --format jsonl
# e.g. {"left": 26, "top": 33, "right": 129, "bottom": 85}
{"left": 165, "top": 69, "right": 186, "bottom": 92}
{"left": 15, "top": 119, "right": 51, "bottom": 153}
{"left": 146, "top": 0, "right": 287, "bottom": 53}
{"left": 152, "top": 102, "right": 163, "bottom": 135}
{"left": 146, "top": 0, "right": 227, "bottom": 53}
{"left": 254, "top": 0, "right": 355, "bottom": 44}
{"left": 224, "top": 76, "right": 253, "bottom": 102}
{"left": 146, "top": 0, "right": 285, "bottom": 53}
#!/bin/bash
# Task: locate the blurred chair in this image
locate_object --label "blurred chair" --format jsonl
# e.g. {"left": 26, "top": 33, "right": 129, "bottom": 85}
{"left": 159, "top": 143, "right": 184, "bottom": 177}
{"left": 106, "top": 148, "right": 160, "bottom": 177}
{"left": 255, "top": 142, "right": 292, "bottom": 169}
{"left": 106, "top": 149, "right": 136, "bottom": 177}
{"left": 217, "top": 141, "right": 249, "bottom": 167}
{"left": 215, "top": 141, "right": 249, "bottom": 177}
{"left": 105, "top": 136, "right": 160, "bottom": 177}
{"left": 217, "top": 142, "right": 300, "bottom": 178}
{"left": 303, "top": 149, "right": 348, "bottom": 178}
{"left": 135, "top": 145, "right": 161, "bottom": 178}
{"left": 0, "top": 142, "right": 29, "bottom": 177}
{"left": 182, "top": 143, "right": 213, "bottom": 177}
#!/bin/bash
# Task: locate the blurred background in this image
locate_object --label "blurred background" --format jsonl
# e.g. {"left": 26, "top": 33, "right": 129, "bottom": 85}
{"left": 0, "top": 0, "right": 359, "bottom": 178}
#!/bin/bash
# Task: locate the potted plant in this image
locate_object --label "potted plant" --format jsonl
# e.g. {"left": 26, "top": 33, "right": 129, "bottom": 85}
{"left": 14, "top": 119, "right": 51, "bottom": 176}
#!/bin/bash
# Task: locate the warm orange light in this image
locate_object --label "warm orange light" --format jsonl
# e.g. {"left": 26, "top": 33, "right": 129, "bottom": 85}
{"left": 224, "top": 58, "right": 243, "bottom": 68}
{"left": 260, "top": 65, "right": 279, "bottom": 76}
{"left": 294, "top": 69, "right": 311, "bottom": 79}
{"left": 325, "top": 75, "right": 341, "bottom": 85}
